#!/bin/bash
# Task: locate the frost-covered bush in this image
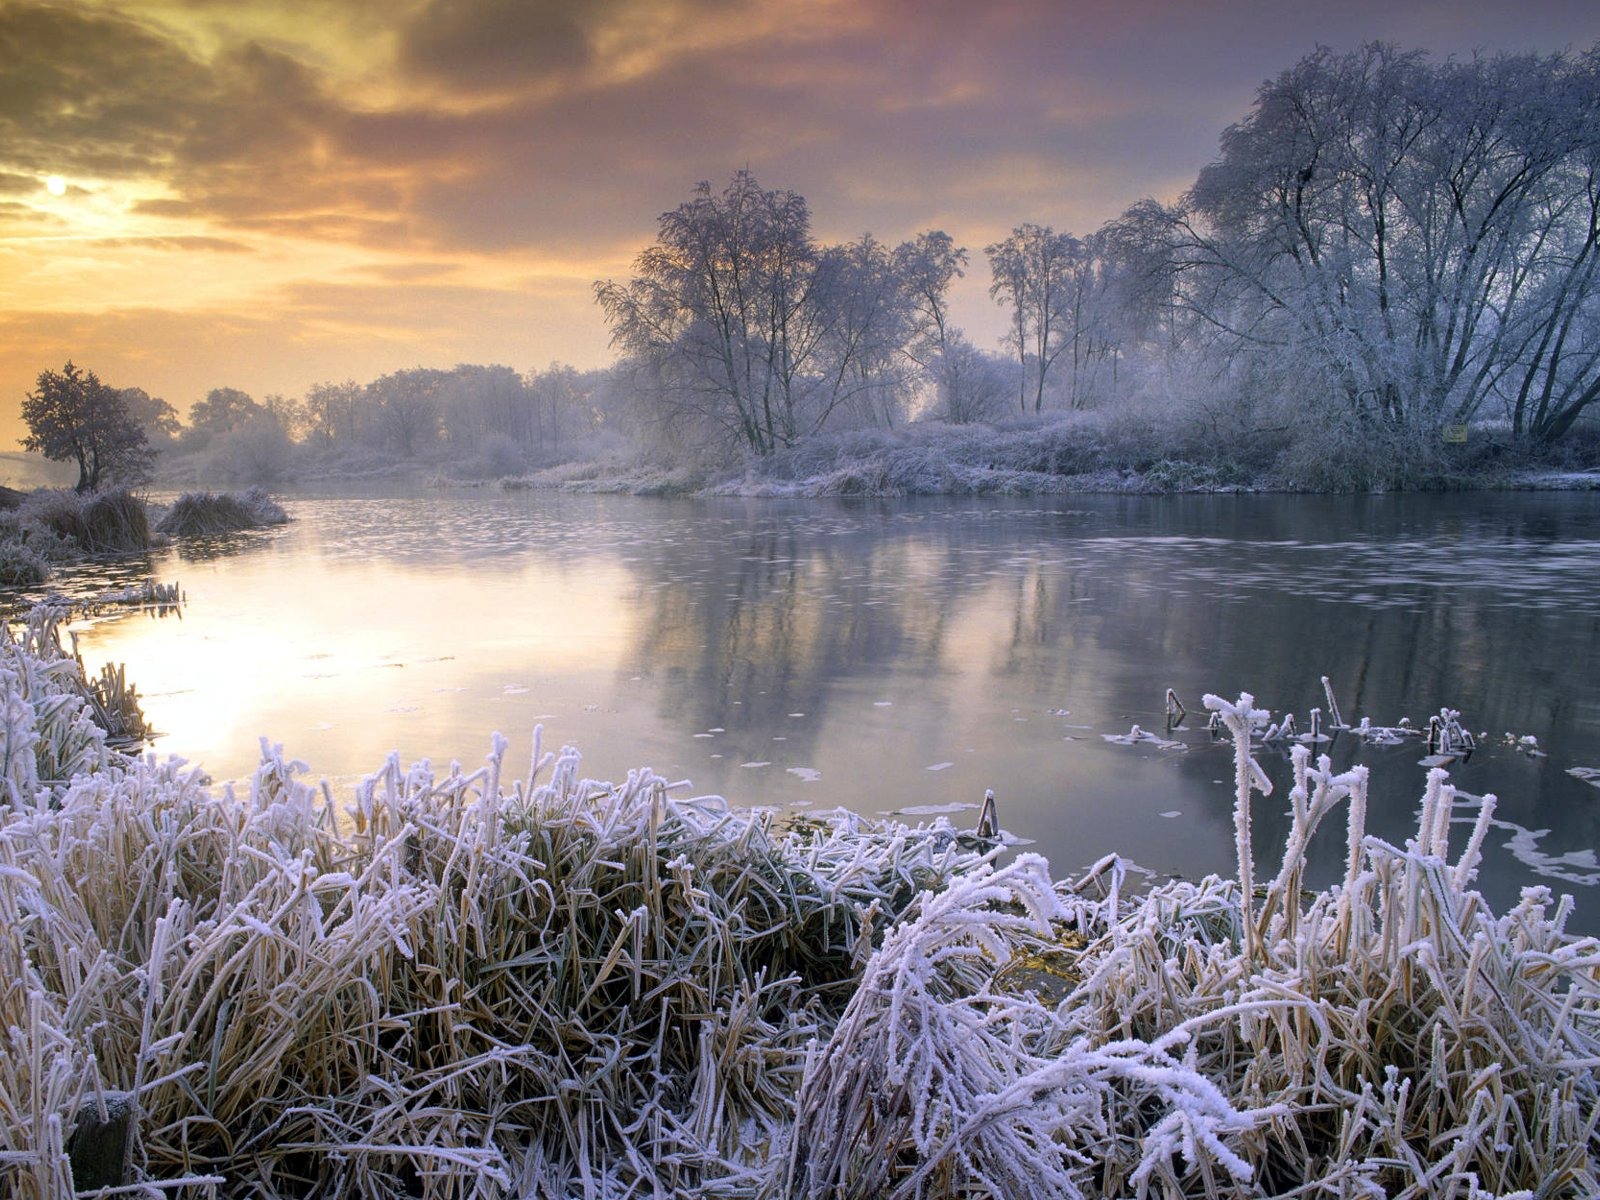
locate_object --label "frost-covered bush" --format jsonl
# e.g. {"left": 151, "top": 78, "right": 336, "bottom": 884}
{"left": 0, "top": 669, "right": 993, "bottom": 1197}
{"left": 154, "top": 488, "right": 289, "bottom": 537}
{"left": 9, "top": 488, "right": 154, "bottom": 558}
{"left": 789, "top": 693, "right": 1600, "bottom": 1199}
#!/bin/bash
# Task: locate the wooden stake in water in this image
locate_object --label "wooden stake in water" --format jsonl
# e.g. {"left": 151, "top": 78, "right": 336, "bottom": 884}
{"left": 976, "top": 789, "right": 999, "bottom": 839}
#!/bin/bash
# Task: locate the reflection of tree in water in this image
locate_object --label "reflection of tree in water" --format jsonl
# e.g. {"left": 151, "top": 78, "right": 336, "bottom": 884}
{"left": 618, "top": 494, "right": 1600, "bottom": 921}
{"left": 631, "top": 525, "right": 937, "bottom": 756}
{"left": 171, "top": 529, "right": 281, "bottom": 563}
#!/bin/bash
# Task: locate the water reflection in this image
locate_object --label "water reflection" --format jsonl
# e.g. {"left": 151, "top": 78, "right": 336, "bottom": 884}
{"left": 61, "top": 487, "right": 1600, "bottom": 932}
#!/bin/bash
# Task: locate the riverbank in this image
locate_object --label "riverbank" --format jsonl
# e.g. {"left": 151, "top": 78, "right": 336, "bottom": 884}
{"left": 0, "top": 487, "right": 288, "bottom": 591}
{"left": 3, "top": 614, "right": 1597, "bottom": 1197}
{"left": 496, "top": 416, "right": 1600, "bottom": 499}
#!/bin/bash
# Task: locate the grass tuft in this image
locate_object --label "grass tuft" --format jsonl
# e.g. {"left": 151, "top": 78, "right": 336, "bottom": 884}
{"left": 154, "top": 488, "right": 289, "bottom": 537}
{"left": 2, "top": 633, "right": 1596, "bottom": 1197}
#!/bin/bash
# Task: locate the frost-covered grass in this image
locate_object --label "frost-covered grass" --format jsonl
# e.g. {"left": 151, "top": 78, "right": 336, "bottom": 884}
{"left": 3, "top": 626, "right": 1597, "bottom": 1197}
{"left": 491, "top": 409, "right": 1600, "bottom": 498}
{"left": 789, "top": 693, "right": 1600, "bottom": 1198}
{"left": 0, "top": 488, "right": 162, "bottom": 592}
{"left": 0, "top": 621, "right": 993, "bottom": 1197}
{"left": 153, "top": 488, "right": 289, "bottom": 537}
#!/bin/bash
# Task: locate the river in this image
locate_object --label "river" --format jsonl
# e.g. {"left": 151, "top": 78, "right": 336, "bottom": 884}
{"left": 56, "top": 486, "right": 1600, "bottom": 931}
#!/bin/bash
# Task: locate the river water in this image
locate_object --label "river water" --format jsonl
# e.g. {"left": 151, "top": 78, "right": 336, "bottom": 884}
{"left": 56, "top": 486, "right": 1600, "bottom": 931}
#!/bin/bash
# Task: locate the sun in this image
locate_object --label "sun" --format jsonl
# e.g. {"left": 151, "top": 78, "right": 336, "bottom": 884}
{"left": 45, "top": 175, "right": 67, "bottom": 196}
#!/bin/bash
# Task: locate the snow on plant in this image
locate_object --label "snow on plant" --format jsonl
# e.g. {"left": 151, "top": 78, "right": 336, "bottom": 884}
{"left": 783, "top": 856, "right": 1276, "bottom": 1200}
{"left": 0, "top": 641, "right": 996, "bottom": 1199}
{"left": 789, "top": 693, "right": 1600, "bottom": 1198}
{"left": 0, "top": 610, "right": 116, "bottom": 792}
{"left": 4, "top": 615, "right": 1598, "bottom": 1198}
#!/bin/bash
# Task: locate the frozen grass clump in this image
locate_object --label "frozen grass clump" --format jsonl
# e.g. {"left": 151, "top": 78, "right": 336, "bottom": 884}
{"left": 790, "top": 693, "right": 1600, "bottom": 1198}
{"left": 0, "top": 668, "right": 993, "bottom": 1197}
{"left": 154, "top": 487, "right": 289, "bottom": 537}
{"left": 0, "top": 610, "right": 125, "bottom": 792}
{"left": 5, "top": 618, "right": 1598, "bottom": 1197}
{"left": 0, "top": 536, "right": 49, "bottom": 587}
{"left": 0, "top": 488, "right": 155, "bottom": 565}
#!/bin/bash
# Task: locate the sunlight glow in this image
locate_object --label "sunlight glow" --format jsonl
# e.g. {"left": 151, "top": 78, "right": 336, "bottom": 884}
{"left": 45, "top": 175, "right": 66, "bottom": 196}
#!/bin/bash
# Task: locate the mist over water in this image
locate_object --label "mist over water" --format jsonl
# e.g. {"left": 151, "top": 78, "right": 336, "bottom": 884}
{"left": 66, "top": 486, "right": 1600, "bottom": 931}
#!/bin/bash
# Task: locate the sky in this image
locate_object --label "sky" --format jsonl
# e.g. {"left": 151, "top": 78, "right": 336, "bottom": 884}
{"left": 3, "top": 0, "right": 1599, "bottom": 444}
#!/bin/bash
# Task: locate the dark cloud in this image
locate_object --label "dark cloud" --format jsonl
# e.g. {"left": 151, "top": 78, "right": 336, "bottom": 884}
{"left": 398, "top": 0, "right": 599, "bottom": 90}
{"left": 4, "top": 0, "right": 1600, "bottom": 434}
{"left": 0, "top": 3, "right": 212, "bottom": 177}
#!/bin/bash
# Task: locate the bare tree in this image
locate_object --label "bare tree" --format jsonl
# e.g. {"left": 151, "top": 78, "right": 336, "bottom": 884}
{"left": 596, "top": 171, "right": 916, "bottom": 455}
{"left": 985, "top": 224, "right": 1083, "bottom": 413}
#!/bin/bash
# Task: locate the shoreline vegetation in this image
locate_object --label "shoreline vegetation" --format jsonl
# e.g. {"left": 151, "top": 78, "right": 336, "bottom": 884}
{"left": 1, "top": 617, "right": 1596, "bottom": 1196}
{"left": 490, "top": 415, "right": 1600, "bottom": 499}
{"left": 0, "top": 488, "right": 288, "bottom": 592}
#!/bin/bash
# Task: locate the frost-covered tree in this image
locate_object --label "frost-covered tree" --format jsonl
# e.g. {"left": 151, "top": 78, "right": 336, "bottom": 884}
{"left": 986, "top": 224, "right": 1086, "bottom": 413}
{"left": 1169, "top": 42, "right": 1600, "bottom": 440}
{"left": 366, "top": 369, "right": 444, "bottom": 458}
{"left": 596, "top": 171, "right": 918, "bottom": 455}
{"left": 302, "top": 379, "right": 363, "bottom": 448}
{"left": 937, "top": 333, "right": 1016, "bottom": 424}
{"left": 893, "top": 230, "right": 969, "bottom": 414}
{"left": 21, "top": 362, "right": 153, "bottom": 491}
{"left": 116, "top": 387, "right": 181, "bottom": 452}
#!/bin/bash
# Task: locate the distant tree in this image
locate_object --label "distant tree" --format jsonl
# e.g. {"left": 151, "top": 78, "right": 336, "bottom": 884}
{"left": 302, "top": 380, "right": 363, "bottom": 447}
{"left": 932, "top": 333, "right": 1014, "bottom": 424}
{"left": 116, "top": 387, "right": 182, "bottom": 450}
{"left": 213, "top": 415, "right": 294, "bottom": 484}
{"left": 20, "top": 361, "right": 153, "bottom": 491}
{"left": 367, "top": 368, "right": 444, "bottom": 457}
{"left": 261, "top": 394, "right": 306, "bottom": 442}
{"left": 528, "top": 362, "right": 596, "bottom": 459}
{"left": 893, "top": 230, "right": 969, "bottom": 415}
{"left": 817, "top": 233, "right": 916, "bottom": 429}
{"left": 596, "top": 171, "right": 916, "bottom": 455}
{"left": 186, "top": 387, "right": 263, "bottom": 451}
{"left": 986, "top": 224, "right": 1084, "bottom": 413}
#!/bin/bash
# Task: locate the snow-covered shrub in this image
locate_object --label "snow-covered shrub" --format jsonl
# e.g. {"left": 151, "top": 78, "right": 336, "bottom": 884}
{"left": 0, "top": 676, "right": 993, "bottom": 1197}
{"left": 154, "top": 488, "right": 289, "bottom": 537}
{"left": 790, "top": 694, "right": 1600, "bottom": 1199}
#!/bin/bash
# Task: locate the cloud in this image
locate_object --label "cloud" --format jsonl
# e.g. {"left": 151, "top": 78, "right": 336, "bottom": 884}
{"left": 397, "top": 0, "right": 597, "bottom": 91}
{"left": 3, "top": 0, "right": 1598, "bottom": 435}
{"left": 91, "top": 235, "right": 255, "bottom": 253}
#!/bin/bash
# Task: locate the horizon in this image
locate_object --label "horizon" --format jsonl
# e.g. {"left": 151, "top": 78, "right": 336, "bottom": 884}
{"left": 4, "top": 0, "right": 1600, "bottom": 445}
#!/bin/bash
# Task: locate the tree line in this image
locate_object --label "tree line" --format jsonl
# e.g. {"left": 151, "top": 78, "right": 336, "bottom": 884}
{"left": 22, "top": 42, "right": 1600, "bottom": 489}
{"left": 19, "top": 361, "right": 619, "bottom": 490}
{"left": 597, "top": 42, "right": 1600, "bottom": 455}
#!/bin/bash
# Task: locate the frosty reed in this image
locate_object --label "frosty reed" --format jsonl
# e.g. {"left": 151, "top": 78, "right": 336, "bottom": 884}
{"left": 1, "top": 620, "right": 1597, "bottom": 1197}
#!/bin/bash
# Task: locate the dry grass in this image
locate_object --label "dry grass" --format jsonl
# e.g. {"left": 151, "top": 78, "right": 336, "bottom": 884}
{"left": 154, "top": 489, "right": 289, "bottom": 538}
{"left": 788, "top": 693, "right": 1600, "bottom": 1199}
{"left": 3, "top": 624, "right": 1597, "bottom": 1198}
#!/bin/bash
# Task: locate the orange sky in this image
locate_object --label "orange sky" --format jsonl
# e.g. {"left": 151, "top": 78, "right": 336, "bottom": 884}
{"left": 4, "top": 0, "right": 1598, "bottom": 447}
